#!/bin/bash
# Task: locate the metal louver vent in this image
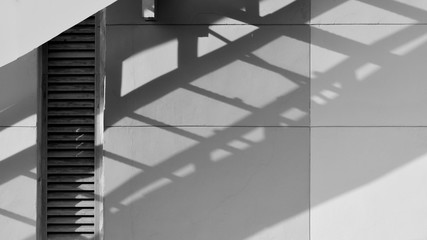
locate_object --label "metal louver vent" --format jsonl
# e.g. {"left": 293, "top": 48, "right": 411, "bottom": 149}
{"left": 42, "top": 14, "right": 101, "bottom": 240}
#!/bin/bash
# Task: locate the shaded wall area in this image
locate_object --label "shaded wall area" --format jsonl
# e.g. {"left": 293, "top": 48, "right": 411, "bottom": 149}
{"left": 0, "top": 50, "right": 38, "bottom": 240}
{"left": 104, "top": 0, "right": 310, "bottom": 239}
{"left": 103, "top": 0, "right": 427, "bottom": 240}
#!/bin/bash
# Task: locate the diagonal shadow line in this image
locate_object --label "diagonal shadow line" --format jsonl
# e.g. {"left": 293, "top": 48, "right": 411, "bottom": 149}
{"left": 310, "top": 1, "right": 427, "bottom": 70}
{"left": 104, "top": 150, "right": 185, "bottom": 183}
{"left": 312, "top": 28, "right": 402, "bottom": 64}
{"left": 359, "top": 0, "right": 427, "bottom": 22}
{"left": 182, "top": 84, "right": 259, "bottom": 112}
{"left": 104, "top": 150, "right": 150, "bottom": 170}
{"left": 125, "top": 113, "right": 260, "bottom": 155}
{"left": 0, "top": 208, "right": 36, "bottom": 226}
{"left": 374, "top": 24, "right": 427, "bottom": 50}
{"left": 126, "top": 110, "right": 302, "bottom": 153}
{"left": 208, "top": 28, "right": 309, "bottom": 86}
{"left": 311, "top": 24, "right": 427, "bottom": 91}
{"left": 240, "top": 53, "right": 309, "bottom": 85}
{"left": 0, "top": 69, "right": 37, "bottom": 131}
{"left": 0, "top": 99, "right": 35, "bottom": 127}
{"left": 127, "top": 113, "right": 206, "bottom": 141}
{"left": 310, "top": 0, "right": 347, "bottom": 22}
{"left": 217, "top": 0, "right": 310, "bottom": 25}
{"left": 0, "top": 145, "right": 36, "bottom": 185}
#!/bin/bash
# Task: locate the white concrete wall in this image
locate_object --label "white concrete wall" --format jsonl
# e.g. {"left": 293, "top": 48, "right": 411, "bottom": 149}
{"left": 0, "top": 51, "right": 38, "bottom": 240}
{"left": 104, "top": 0, "right": 427, "bottom": 240}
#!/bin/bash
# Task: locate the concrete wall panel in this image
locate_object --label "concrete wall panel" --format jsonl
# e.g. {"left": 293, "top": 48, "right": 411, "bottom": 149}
{"left": 311, "top": 0, "right": 427, "bottom": 24}
{"left": 104, "top": 126, "right": 309, "bottom": 240}
{"left": 311, "top": 127, "right": 427, "bottom": 240}
{"left": 0, "top": 50, "right": 38, "bottom": 127}
{"left": 105, "top": 25, "right": 309, "bottom": 127}
{"left": 311, "top": 25, "right": 427, "bottom": 126}
{"left": 0, "top": 127, "right": 37, "bottom": 240}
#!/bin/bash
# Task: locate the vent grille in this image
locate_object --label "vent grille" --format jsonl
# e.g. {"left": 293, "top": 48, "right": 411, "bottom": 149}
{"left": 44, "top": 15, "right": 97, "bottom": 240}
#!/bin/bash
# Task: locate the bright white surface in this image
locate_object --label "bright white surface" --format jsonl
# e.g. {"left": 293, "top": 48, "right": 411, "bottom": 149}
{"left": 104, "top": 127, "right": 309, "bottom": 240}
{"left": 312, "top": 127, "right": 427, "bottom": 240}
{"left": 0, "top": 0, "right": 116, "bottom": 67}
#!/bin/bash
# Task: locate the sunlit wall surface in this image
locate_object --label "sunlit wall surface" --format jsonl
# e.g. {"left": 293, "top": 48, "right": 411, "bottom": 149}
{"left": 0, "top": 51, "right": 38, "bottom": 240}
{"left": 103, "top": 0, "right": 427, "bottom": 240}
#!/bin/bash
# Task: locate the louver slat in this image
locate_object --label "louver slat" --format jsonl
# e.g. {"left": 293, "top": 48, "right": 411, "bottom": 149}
{"left": 44, "top": 15, "right": 97, "bottom": 239}
{"left": 48, "top": 217, "right": 95, "bottom": 224}
{"left": 48, "top": 101, "right": 95, "bottom": 108}
{"left": 48, "top": 59, "right": 95, "bottom": 67}
{"left": 48, "top": 200, "right": 95, "bottom": 208}
{"left": 47, "top": 167, "right": 94, "bottom": 174}
{"left": 51, "top": 35, "right": 95, "bottom": 43}
{"left": 48, "top": 109, "right": 95, "bottom": 117}
{"left": 48, "top": 84, "right": 95, "bottom": 91}
{"left": 48, "top": 117, "right": 95, "bottom": 125}
{"left": 48, "top": 126, "right": 95, "bottom": 133}
{"left": 48, "top": 192, "right": 95, "bottom": 200}
{"left": 47, "top": 233, "right": 95, "bottom": 240}
{"left": 48, "top": 68, "right": 95, "bottom": 75}
{"left": 48, "top": 76, "right": 95, "bottom": 83}
{"left": 48, "top": 43, "right": 96, "bottom": 51}
{"left": 47, "top": 208, "right": 95, "bottom": 216}
{"left": 48, "top": 142, "right": 95, "bottom": 150}
{"left": 48, "top": 133, "right": 95, "bottom": 141}
{"left": 48, "top": 92, "right": 95, "bottom": 100}
{"left": 48, "top": 175, "right": 95, "bottom": 182}
{"left": 48, "top": 51, "right": 95, "bottom": 59}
